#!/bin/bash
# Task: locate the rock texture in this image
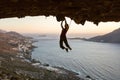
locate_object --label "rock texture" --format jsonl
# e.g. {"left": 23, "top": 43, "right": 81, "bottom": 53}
{"left": 0, "top": 0, "right": 120, "bottom": 25}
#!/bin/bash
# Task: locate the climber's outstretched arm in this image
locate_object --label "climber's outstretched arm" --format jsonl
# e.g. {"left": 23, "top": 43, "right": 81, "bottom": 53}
{"left": 61, "top": 21, "right": 64, "bottom": 29}
{"left": 65, "top": 18, "right": 68, "bottom": 24}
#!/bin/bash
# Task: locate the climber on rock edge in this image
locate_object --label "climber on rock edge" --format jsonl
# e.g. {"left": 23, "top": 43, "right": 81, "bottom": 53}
{"left": 59, "top": 19, "right": 72, "bottom": 52}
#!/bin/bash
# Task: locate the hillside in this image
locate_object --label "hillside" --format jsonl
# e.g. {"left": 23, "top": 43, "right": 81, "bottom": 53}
{"left": 0, "top": 30, "right": 25, "bottom": 53}
{"left": 88, "top": 28, "right": 120, "bottom": 43}
{"left": 0, "top": 29, "right": 83, "bottom": 80}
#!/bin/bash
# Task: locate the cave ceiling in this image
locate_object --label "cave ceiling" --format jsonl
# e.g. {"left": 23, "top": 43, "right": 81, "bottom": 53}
{"left": 0, "top": 0, "right": 120, "bottom": 25}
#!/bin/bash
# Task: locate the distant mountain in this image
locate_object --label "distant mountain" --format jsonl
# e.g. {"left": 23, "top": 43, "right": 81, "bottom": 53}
{"left": 6, "top": 31, "right": 25, "bottom": 39}
{"left": 68, "top": 37, "right": 88, "bottom": 40}
{"left": 0, "top": 29, "right": 6, "bottom": 33}
{"left": 88, "top": 28, "right": 120, "bottom": 43}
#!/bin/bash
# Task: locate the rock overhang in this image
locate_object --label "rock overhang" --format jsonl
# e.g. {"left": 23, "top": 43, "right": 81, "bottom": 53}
{"left": 0, "top": 0, "right": 120, "bottom": 25}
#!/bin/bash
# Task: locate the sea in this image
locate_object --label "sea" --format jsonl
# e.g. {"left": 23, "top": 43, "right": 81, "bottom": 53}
{"left": 31, "top": 35, "right": 120, "bottom": 80}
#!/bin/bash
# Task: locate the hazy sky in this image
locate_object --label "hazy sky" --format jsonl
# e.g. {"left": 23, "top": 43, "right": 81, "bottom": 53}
{"left": 0, "top": 16, "right": 120, "bottom": 38}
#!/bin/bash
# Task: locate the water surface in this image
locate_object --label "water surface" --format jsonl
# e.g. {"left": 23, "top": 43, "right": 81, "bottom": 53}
{"left": 32, "top": 36, "right": 120, "bottom": 80}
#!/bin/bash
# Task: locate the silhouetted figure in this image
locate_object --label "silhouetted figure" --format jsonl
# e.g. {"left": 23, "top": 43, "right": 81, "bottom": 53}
{"left": 59, "top": 19, "right": 72, "bottom": 52}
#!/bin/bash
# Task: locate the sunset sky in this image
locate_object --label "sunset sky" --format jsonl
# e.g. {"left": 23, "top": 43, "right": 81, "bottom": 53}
{"left": 0, "top": 16, "right": 120, "bottom": 38}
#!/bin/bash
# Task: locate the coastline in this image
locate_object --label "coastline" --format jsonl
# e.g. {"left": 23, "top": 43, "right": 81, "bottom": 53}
{"left": 29, "top": 38, "right": 94, "bottom": 80}
{"left": 23, "top": 38, "right": 84, "bottom": 79}
{"left": 0, "top": 35, "right": 84, "bottom": 80}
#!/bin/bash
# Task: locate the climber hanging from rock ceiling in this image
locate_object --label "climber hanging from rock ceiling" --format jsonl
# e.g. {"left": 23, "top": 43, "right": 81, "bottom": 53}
{"left": 59, "top": 18, "right": 72, "bottom": 52}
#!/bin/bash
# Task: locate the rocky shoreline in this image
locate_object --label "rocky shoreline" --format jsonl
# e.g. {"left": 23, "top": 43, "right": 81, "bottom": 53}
{"left": 0, "top": 31, "right": 83, "bottom": 80}
{"left": 0, "top": 31, "right": 93, "bottom": 80}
